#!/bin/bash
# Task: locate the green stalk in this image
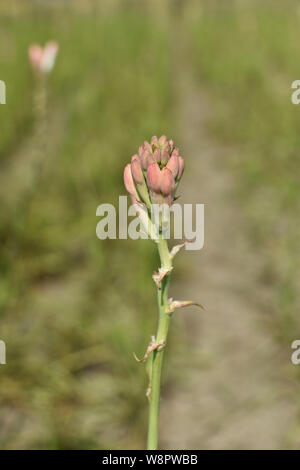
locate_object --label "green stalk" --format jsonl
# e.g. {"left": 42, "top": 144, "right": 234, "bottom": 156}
{"left": 147, "top": 235, "right": 172, "bottom": 450}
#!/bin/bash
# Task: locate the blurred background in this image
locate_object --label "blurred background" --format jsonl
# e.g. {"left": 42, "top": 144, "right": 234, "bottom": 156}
{"left": 0, "top": 0, "right": 300, "bottom": 449}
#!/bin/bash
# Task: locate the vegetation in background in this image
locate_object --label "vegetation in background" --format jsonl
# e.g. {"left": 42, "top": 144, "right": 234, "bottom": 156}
{"left": 1, "top": 0, "right": 300, "bottom": 450}
{"left": 191, "top": 0, "right": 300, "bottom": 343}
{"left": 0, "top": 2, "right": 173, "bottom": 449}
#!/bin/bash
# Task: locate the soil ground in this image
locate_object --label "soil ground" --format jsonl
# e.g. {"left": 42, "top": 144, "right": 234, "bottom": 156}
{"left": 160, "top": 57, "right": 297, "bottom": 450}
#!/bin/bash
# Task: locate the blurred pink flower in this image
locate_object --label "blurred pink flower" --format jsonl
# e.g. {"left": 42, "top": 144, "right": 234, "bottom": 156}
{"left": 28, "top": 41, "right": 59, "bottom": 74}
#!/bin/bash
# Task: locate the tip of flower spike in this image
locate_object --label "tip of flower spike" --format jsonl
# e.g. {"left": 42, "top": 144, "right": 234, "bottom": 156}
{"left": 158, "top": 135, "right": 167, "bottom": 147}
{"left": 151, "top": 136, "right": 159, "bottom": 146}
{"left": 143, "top": 141, "right": 152, "bottom": 153}
{"left": 125, "top": 136, "right": 184, "bottom": 207}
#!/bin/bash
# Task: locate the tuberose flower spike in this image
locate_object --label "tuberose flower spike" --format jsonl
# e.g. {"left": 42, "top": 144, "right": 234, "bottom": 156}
{"left": 124, "top": 136, "right": 185, "bottom": 208}
{"left": 124, "top": 137, "right": 205, "bottom": 449}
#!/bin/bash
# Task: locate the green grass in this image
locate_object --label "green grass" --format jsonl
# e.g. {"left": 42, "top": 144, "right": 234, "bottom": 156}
{"left": 0, "top": 2, "right": 173, "bottom": 449}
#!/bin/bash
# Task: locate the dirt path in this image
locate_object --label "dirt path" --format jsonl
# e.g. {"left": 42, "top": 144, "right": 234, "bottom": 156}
{"left": 159, "top": 48, "right": 297, "bottom": 449}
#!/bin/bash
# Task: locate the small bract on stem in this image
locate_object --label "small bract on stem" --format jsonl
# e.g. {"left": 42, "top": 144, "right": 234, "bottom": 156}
{"left": 124, "top": 135, "right": 204, "bottom": 450}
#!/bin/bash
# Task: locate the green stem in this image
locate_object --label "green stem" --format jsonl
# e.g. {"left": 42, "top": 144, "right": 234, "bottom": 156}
{"left": 147, "top": 236, "right": 172, "bottom": 450}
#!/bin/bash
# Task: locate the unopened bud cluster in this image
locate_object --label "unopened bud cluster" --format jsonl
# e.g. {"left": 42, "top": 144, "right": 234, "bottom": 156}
{"left": 124, "top": 136, "right": 184, "bottom": 208}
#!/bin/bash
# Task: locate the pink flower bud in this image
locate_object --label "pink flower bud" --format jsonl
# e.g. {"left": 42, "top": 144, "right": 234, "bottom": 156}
{"left": 147, "top": 162, "right": 161, "bottom": 194}
{"left": 146, "top": 152, "right": 156, "bottom": 168}
{"left": 160, "top": 140, "right": 172, "bottom": 165}
{"left": 153, "top": 147, "right": 161, "bottom": 163}
{"left": 160, "top": 150, "right": 170, "bottom": 165}
{"left": 131, "top": 155, "right": 144, "bottom": 185}
{"left": 158, "top": 135, "right": 167, "bottom": 147}
{"left": 124, "top": 164, "right": 140, "bottom": 201}
{"left": 177, "top": 156, "right": 185, "bottom": 180}
{"left": 143, "top": 141, "right": 152, "bottom": 153}
{"left": 131, "top": 155, "right": 151, "bottom": 207}
{"left": 160, "top": 167, "right": 175, "bottom": 197}
{"left": 140, "top": 149, "right": 154, "bottom": 170}
{"left": 166, "top": 154, "right": 179, "bottom": 178}
{"left": 151, "top": 135, "right": 159, "bottom": 146}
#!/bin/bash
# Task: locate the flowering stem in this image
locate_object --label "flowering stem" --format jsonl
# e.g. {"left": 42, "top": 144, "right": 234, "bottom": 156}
{"left": 147, "top": 235, "right": 172, "bottom": 450}
{"left": 123, "top": 135, "right": 188, "bottom": 449}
